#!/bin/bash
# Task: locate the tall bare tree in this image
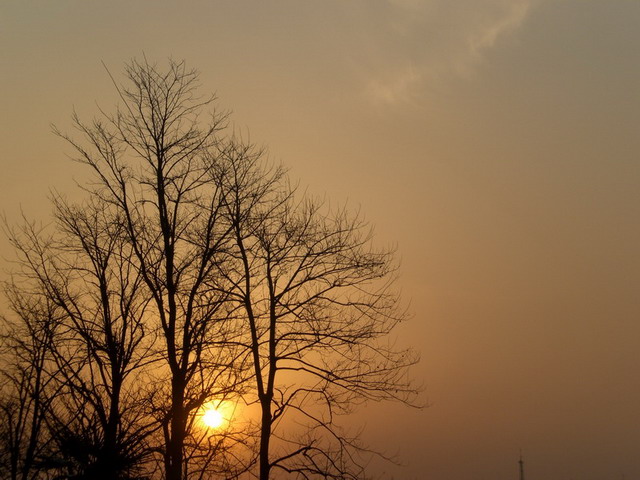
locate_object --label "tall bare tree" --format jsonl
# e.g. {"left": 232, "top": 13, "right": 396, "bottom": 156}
{"left": 53, "top": 58, "right": 246, "bottom": 480}
{"left": 213, "top": 145, "right": 419, "bottom": 479}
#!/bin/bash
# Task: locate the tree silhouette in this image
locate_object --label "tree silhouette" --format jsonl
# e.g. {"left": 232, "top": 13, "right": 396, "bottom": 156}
{"left": 1, "top": 58, "right": 419, "bottom": 480}
{"left": 52, "top": 58, "right": 250, "bottom": 480}
{"left": 212, "top": 149, "right": 419, "bottom": 479}
{"left": 0, "top": 290, "right": 60, "bottom": 480}
{"left": 4, "top": 200, "right": 156, "bottom": 479}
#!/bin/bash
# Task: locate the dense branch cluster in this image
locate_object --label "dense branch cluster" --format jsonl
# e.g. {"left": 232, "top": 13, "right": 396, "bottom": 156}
{"left": 0, "top": 59, "right": 419, "bottom": 480}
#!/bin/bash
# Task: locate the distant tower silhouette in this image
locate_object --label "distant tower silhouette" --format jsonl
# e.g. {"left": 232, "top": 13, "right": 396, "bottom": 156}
{"left": 519, "top": 452, "right": 525, "bottom": 480}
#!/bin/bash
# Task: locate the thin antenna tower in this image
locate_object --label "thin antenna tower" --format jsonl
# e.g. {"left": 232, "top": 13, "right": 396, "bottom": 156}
{"left": 519, "top": 451, "right": 525, "bottom": 480}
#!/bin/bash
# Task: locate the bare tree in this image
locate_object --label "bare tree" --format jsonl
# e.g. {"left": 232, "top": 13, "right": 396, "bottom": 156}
{"left": 0, "top": 289, "right": 60, "bottom": 480}
{"left": 53, "top": 58, "right": 247, "bottom": 480}
{"left": 3, "top": 200, "right": 158, "bottom": 479}
{"left": 1, "top": 57, "right": 418, "bottom": 480}
{"left": 213, "top": 144, "right": 420, "bottom": 479}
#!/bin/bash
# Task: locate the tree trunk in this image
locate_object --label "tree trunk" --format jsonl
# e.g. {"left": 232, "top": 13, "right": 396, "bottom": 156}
{"left": 259, "top": 397, "right": 272, "bottom": 480}
{"left": 167, "top": 378, "right": 186, "bottom": 480}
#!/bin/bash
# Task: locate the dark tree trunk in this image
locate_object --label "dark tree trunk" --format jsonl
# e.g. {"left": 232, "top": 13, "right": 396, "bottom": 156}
{"left": 167, "top": 377, "right": 186, "bottom": 480}
{"left": 259, "top": 397, "right": 272, "bottom": 480}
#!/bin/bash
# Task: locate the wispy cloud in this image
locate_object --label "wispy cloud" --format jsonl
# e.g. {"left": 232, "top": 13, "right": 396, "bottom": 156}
{"left": 366, "top": 65, "right": 422, "bottom": 106}
{"left": 361, "top": 0, "right": 536, "bottom": 106}
{"left": 468, "top": 1, "right": 530, "bottom": 56}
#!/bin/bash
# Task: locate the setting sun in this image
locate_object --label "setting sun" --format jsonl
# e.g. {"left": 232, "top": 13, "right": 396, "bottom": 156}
{"left": 201, "top": 405, "right": 225, "bottom": 429}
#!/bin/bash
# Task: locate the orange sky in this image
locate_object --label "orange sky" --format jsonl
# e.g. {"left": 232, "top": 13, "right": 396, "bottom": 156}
{"left": 2, "top": 1, "right": 640, "bottom": 479}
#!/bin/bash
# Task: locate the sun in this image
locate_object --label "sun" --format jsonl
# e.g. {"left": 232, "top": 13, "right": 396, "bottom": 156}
{"left": 201, "top": 405, "right": 225, "bottom": 429}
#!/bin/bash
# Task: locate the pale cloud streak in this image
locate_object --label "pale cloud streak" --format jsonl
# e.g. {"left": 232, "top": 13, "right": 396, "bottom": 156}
{"left": 362, "top": 0, "right": 536, "bottom": 106}
{"left": 468, "top": 1, "right": 531, "bottom": 56}
{"left": 366, "top": 65, "right": 422, "bottom": 106}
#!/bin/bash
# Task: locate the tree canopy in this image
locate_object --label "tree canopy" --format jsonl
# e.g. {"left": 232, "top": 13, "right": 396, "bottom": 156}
{"left": 0, "top": 58, "right": 419, "bottom": 480}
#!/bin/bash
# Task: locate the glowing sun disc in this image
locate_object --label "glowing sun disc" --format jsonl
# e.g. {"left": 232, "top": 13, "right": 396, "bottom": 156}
{"left": 202, "top": 408, "right": 224, "bottom": 429}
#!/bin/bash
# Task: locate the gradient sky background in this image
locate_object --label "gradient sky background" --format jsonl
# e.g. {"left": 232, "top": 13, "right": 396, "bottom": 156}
{"left": 2, "top": 1, "right": 640, "bottom": 479}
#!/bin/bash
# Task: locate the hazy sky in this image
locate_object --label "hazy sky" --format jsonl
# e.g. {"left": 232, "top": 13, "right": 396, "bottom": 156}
{"left": 2, "top": 1, "right": 640, "bottom": 479}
